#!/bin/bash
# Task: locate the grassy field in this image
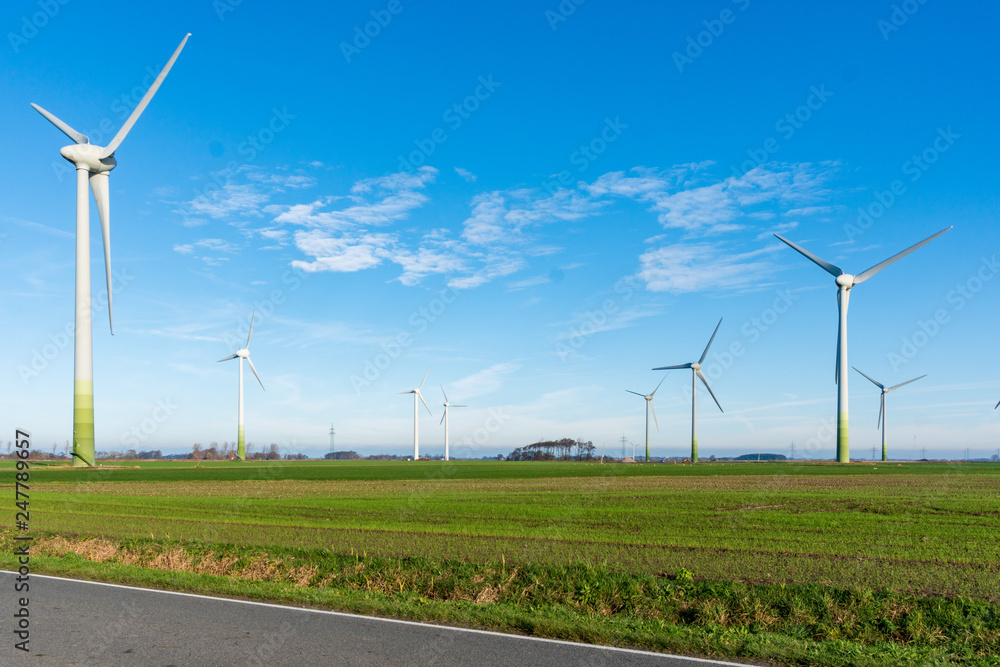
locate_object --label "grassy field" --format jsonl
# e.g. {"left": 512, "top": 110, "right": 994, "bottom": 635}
{"left": 4, "top": 459, "right": 1000, "bottom": 664}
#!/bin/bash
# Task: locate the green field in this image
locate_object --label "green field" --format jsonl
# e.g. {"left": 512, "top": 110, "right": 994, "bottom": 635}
{"left": 5, "top": 459, "right": 1000, "bottom": 664}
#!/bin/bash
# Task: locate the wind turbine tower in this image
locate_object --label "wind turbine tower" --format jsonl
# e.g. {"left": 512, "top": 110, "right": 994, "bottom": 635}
{"left": 653, "top": 318, "right": 725, "bottom": 463}
{"left": 218, "top": 311, "right": 265, "bottom": 461}
{"left": 440, "top": 387, "right": 466, "bottom": 461}
{"left": 774, "top": 227, "right": 950, "bottom": 462}
{"left": 31, "top": 35, "right": 190, "bottom": 466}
{"left": 329, "top": 424, "right": 336, "bottom": 458}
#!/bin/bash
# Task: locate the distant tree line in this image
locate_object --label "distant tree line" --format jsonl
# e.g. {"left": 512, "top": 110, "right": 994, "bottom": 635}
{"left": 506, "top": 438, "right": 596, "bottom": 461}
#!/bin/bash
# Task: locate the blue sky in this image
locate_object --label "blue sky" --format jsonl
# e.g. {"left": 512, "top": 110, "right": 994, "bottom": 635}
{"left": 2, "top": 0, "right": 998, "bottom": 459}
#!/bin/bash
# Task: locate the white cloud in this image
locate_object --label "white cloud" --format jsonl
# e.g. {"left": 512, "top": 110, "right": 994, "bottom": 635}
{"left": 448, "top": 363, "right": 521, "bottom": 399}
{"left": 454, "top": 167, "right": 477, "bottom": 182}
{"left": 639, "top": 244, "right": 776, "bottom": 293}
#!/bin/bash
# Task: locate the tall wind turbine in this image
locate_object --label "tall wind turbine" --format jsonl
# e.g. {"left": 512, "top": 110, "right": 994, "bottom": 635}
{"left": 653, "top": 319, "right": 724, "bottom": 463}
{"left": 31, "top": 34, "right": 191, "bottom": 467}
{"left": 774, "top": 227, "right": 951, "bottom": 462}
{"left": 625, "top": 374, "right": 667, "bottom": 462}
{"left": 218, "top": 311, "right": 265, "bottom": 461}
{"left": 440, "top": 386, "right": 466, "bottom": 462}
{"left": 399, "top": 369, "right": 432, "bottom": 460}
{"left": 853, "top": 368, "right": 925, "bottom": 462}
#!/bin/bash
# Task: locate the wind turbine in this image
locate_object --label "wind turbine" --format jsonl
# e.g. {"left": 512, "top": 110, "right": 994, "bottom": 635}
{"left": 440, "top": 386, "right": 466, "bottom": 461}
{"left": 774, "top": 227, "right": 951, "bottom": 462}
{"left": 31, "top": 34, "right": 191, "bottom": 467}
{"left": 853, "top": 368, "right": 925, "bottom": 462}
{"left": 399, "top": 369, "right": 432, "bottom": 460}
{"left": 625, "top": 374, "right": 667, "bottom": 462}
{"left": 653, "top": 319, "right": 724, "bottom": 463}
{"left": 218, "top": 311, "right": 265, "bottom": 461}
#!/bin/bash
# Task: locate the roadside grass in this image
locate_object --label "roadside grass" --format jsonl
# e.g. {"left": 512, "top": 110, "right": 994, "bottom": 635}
{"left": 6, "top": 460, "right": 1000, "bottom": 664}
{"left": 2, "top": 531, "right": 999, "bottom": 666}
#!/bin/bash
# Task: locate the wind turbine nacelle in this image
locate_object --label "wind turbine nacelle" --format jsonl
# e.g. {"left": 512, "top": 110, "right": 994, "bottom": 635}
{"left": 691, "top": 362, "right": 701, "bottom": 371}
{"left": 60, "top": 144, "right": 116, "bottom": 173}
{"left": 836, "top": 273, "right": 855, "bottom": 288}
{"left": 237, "top": 348, "right": 249, "bottom": 358}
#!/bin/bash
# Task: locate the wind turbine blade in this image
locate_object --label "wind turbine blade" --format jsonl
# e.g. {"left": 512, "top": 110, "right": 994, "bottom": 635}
{"left": 853, "top": 227, "right": 952, "bottom": 284}
{"left": 100, "top": 33, "right": 191, "bottom": 159}
{"left": 89, "top": 172, "right": 113, "bottom": 334}
{"left": 419, "top": 367, "right": 429, "bottom": 391}
{"left": 625, "top": 390, "right": 646, "bottom": 398}
{"left": 440, "top": 410, "right": 446, "bottom": 426}
{"left": 419, "top": 392, "right": 433, "bottom": 417}
{"left": 246, "top": 357, "right": 264, "bottom": 390}
{"left": 246, "top": 310, "right": 255, "bottom": 348}
{"left": 652, "top": 363, "right": 693, "bottom": 370}
{"left": 852, "top": 367, "right": 884, "bottom": 389}
{"left": 440, "top": 385, "right": 449, "bottom": 403}
{"left": 217, "top": 354, "right": 238, "bottom": 362}
{"left": 696, "top": 369, "right": 723, "bottom": 413}
{"left": 835, "top": 290, "right": 841, "bottom": 384}
{"left": 30, "top": 103, "right": 89, "bottom": 144}
{"left": 699, "top": 318, "right": 723, "bottom": 364}
{"left": 453, "top": 404, "right": 466, "bottom": 408}
{"left": 650, "top": 399, "right": 660, "bottom": 432}
{"left": 995, "top": 399, "right": 999, "bottom": 410}
{"left": 774, "top": 233, "right": 844, "bottom": 277}
{"left": 878, "top": 394, "right": 884, "bottom": 430}
{"left": 396, "top": 391, "right": 412, "bottom": 395}
{"left": 650, "top": 373, "right": 668, "bottom": 397}
{"left": 887, "top": 374, "right": 926, "bottom": 392}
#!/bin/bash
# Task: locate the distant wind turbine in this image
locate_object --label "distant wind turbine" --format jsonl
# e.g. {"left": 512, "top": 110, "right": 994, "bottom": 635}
{"left": 32, "top": 34, "right": 191, "bottom": 466}
{"left": 774, "top": 227, "right": 951, "bottom": 462}
{"left": 625, "top": 374, "right": 667, "bottom": 462}
{"left": 653, "top": 319, "right": 724, "bottom": 463}
{"left": 853, "top": 368, "right": 925, "bottom": 462}
{"left": 440, "top": 386, "right": 466, "bottom": 461}
{"left": 218, "top": 311, "right": 265, "bottom": 461}
{"left": 399, "top": 369, "right": 432, "bottom": 460}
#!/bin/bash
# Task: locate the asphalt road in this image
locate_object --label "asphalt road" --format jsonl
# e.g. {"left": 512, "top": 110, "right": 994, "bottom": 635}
{"left": 1, "top": 572, "right": 754, "bottom": 666}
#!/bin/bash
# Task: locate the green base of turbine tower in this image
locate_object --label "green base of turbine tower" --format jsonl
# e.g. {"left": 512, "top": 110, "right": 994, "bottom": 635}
{"left": 237, "top": 427, "right": 245, "bottom": 461}
{"left": 73, "top": 380, "right": 95, "bottom": 467}
{"left": 837, "top": 413, "right": 849, "bottom": 463}
{"left": 691, "top": 437, "right": 698, "bottom": 464}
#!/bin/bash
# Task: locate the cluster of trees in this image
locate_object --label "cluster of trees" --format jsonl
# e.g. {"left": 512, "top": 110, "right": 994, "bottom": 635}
{"left": 324, "top": 451, "right": 362, "bottom": 460}
{"left": 506, "top": 438, "right": 596, "bottom": 461}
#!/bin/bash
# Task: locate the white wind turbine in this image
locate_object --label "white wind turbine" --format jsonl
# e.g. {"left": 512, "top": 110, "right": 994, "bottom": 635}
{"left": 31, "top": 34, "right": 191, "bottom": 467}
{"left": 399, "top": 369, "right": 432, "bottom": 460}
{"left": 653, "top": 319, "right": 724, "bottom": 463}
{"left": 853, "top": 368, "right": 925, "bottom": 462}
{"left": 774, "top": 227, "right": 951, "bottom": 463}
{"left": 440, "top": 386, "right": 466, "bottom": 462}
{"left": 218, "top": 311, "right": 265, "bottom": 461}
{"left": 625, "top": 374, "right": 667, "bottom": 462}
